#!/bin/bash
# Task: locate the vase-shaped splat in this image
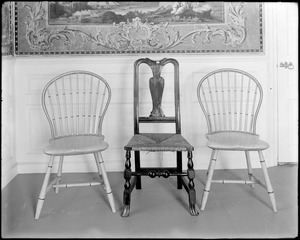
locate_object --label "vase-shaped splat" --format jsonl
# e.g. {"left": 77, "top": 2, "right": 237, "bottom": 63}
{"left": 149, "top": 62, "right": 165, "bottom": 117}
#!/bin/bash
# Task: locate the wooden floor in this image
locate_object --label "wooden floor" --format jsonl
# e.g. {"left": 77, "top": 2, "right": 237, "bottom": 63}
{"left": 1, "top": 164, "right": 298, "bottom": 238}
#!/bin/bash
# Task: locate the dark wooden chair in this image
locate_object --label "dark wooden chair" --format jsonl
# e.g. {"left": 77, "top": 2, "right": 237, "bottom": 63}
{"left": 121, "top": 58, "right": 199, "bottom": 217}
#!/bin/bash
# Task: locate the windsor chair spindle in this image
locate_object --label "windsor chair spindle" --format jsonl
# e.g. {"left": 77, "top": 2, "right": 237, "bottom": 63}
{"left": 197, "top": 68, "right": 277, "bottom": 212}
{"left": 35, "top": 71, "right": 116, "bottom": 219}
{"left": 121, "top": 58, "right": 199, "bottom": 217}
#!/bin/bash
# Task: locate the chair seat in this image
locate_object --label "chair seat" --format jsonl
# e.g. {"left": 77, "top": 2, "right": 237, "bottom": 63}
{"left": 206, "top": 131, "right": 269, "bottom": 151}
{"left": 44, "top": 135, "right": 108, "bottom": 156}
{"left": 124, "top": 133, "right": 194, "bottom": 151}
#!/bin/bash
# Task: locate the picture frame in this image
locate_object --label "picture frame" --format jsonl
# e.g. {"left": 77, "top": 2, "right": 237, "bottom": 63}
{"left": 2, "top": 2, "right": 13, "bottom": 56}
{"left": 14, "top": 2, "right": 264, "bottom": 55}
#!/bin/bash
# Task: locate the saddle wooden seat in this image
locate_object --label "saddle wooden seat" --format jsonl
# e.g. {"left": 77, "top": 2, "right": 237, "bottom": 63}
{"left": 206, "top": 131, "right": 269, "bottom": 151}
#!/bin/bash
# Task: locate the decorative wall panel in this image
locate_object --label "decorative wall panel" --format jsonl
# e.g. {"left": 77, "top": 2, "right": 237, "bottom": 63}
{"left": 14, "top": 2, "right": 264, "bottom": 55}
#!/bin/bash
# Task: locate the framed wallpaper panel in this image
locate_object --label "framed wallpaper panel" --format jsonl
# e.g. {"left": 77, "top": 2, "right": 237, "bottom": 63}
{"left": 14, "top": 2, "right": 264, "bottom": 55}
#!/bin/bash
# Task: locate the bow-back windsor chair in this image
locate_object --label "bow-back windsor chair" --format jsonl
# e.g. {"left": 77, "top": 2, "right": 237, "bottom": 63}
{"left": 197, "top": 68, "right": 277, "bottom": 212}
{"left": 121, "top": 58, "right": 199, "bottom": 217}
{"left": 35, "top": 71, "right": 116, "bottom": 219}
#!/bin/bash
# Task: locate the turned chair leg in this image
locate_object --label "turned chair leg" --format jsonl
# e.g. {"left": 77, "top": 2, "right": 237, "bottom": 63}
{"left": 95, "top": 153, "right": 105, "bottom": 187}
{"left": 94, "top": 152, "right": 116, "bottom": 213}
{"left": 35, "top": 156, "right": 55, "bottom": 220}
{"left": 135, "top": 151, "right": 141, "bottom": 189}
{"left": 121, "top": 150, "right": 132, "bottom": 217}
{"left": 177, "top": 151, "right": 183, "bottom": 189}
{"left": 55, "top": 156, "right": 64, "bottom": 194}
{"left": 201, "top": 150, "right": 218, "bottom": 211}
{"left": 245, "top": 151, "right": 255, "bottom": 189}
{"left": 258, "top": 151, "right": 277, "bottom": 212}
{"left": 187, "top": 151, "right": 199, "bottom": 216}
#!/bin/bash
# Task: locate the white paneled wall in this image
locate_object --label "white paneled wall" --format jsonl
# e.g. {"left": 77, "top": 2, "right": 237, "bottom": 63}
{"left": 2, "top": 4, "right": 279, "bottom": 188}
{"left": 2, "top": 57, "right": 17, "bottom": 189}
{"left": 13, "top": 54, "right": 276, "bottom": 175}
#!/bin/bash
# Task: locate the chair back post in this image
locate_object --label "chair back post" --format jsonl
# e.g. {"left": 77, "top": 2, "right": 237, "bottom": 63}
{"left": 133, "top": 58, "right": 147, "bottom": 134}
{"left": 165, "top": 58, "right": 181, "bottom": 134}
{"left": 42, "top": 70, "right": 111, "bottom": 139}
{"left": 197, "top": 68, "right": 263, "bottom": 134}
{"left": 96, "top": 75, "right": 112, "bottom": 135}
{"left": 42, "top": 79, "right": 57, "bottom": 140}
{"left": 248, "top": 72, "right": 263, "bottom": 134}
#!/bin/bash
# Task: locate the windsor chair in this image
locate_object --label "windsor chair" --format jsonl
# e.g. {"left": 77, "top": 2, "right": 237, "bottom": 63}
{"left": 35, "top": 71, "right": 116, "bottom": 219}
{"left": 197, "top": 68, "right": 277, "bottom": 212}
{"left": 121, "top": 58, "right": 199, "bottom": 217}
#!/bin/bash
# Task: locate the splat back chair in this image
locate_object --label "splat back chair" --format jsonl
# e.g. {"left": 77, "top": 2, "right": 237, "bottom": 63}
{"left": 121, "top": 58, "right": 199, "bottom": 217}
{"left": 35, "top": 71, "right": 116, "bottom": 219}
{"left": 197, "top": 68, "right": 277, "bottom": 212}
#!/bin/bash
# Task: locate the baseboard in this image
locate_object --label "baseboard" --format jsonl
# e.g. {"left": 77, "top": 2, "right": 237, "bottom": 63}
{"left": 16, "top": 158, "right": 125, "bottom": 174}
{"left": 1, "top": 160, "right": 18, "bottom": 189}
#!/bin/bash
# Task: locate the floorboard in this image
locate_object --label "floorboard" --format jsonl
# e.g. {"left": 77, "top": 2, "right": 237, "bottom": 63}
{"left": 1, "top": 165, "right": 298, "bottom": 238}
